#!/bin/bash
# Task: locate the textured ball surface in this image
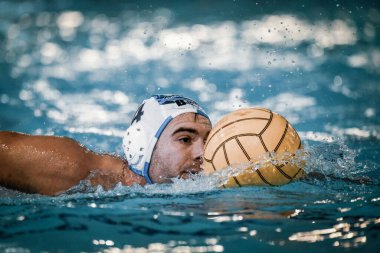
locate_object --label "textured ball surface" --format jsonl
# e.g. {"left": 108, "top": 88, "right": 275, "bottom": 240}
{"left": 203, "top": 108, "right": 303, "bottom": 187}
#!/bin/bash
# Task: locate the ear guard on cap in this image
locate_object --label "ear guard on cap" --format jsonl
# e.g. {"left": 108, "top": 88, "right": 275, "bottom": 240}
{"left": 123, "top": 94, "right": 209, "bottom": 184}
{"left": 123, "top": 123, "right": 148, "bottom": 170}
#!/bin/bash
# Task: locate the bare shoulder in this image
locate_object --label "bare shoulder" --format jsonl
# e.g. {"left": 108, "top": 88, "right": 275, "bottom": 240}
{"left": 0, "top": 131, "right": 28, "bottom": 149}
{"left": 0, "top": 131, "right": 23, "bottom": 140}
{"left": 0, "top": 131, "right": 97, "bottom": 194}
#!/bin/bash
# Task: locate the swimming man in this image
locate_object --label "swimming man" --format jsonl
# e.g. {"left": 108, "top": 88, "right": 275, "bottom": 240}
{"left": 0, "top": 94, "right": 212, "bottom": 195}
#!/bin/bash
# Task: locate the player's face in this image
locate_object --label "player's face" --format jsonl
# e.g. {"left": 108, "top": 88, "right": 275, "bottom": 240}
{"left": 149, "top": 113, "right": 212, "bottom": 183}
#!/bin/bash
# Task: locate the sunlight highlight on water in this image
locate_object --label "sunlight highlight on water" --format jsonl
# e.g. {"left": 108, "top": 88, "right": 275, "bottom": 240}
{"left": 0, "top": 1, "right": 379, "bottom": 252}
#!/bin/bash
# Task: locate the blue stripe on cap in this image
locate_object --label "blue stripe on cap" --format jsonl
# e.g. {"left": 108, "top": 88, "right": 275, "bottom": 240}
{"left": 143, "top": 162, "right": 153, "bottom": 184}
{"left": 196, "top": 109, "right": 210, "bottom": 120}
{"left": 155, "top": 116, "right": 173, "bottom": 138}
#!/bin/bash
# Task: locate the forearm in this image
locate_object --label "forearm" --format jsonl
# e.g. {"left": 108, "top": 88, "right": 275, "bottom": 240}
{"left": 0, "top": 131, "right": 101, "bottom": 195}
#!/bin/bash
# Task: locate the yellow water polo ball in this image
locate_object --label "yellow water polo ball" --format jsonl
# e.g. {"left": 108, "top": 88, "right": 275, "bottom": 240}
{"left": 203, "top": 108, "right": 304, "bottom": 187}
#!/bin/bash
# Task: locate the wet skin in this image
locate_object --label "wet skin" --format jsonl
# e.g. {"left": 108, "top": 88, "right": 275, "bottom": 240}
{"left": 149, "top": 113, "right": 212, "bottom": 183}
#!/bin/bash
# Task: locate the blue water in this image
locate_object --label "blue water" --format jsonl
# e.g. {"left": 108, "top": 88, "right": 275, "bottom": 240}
{"left": 0, "top": 0, "right": 379, "bottom": 252}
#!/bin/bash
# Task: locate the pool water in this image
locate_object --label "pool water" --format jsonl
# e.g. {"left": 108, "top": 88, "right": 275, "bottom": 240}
{"left": 0, "top": 0, "right": 379, "bottom": 252}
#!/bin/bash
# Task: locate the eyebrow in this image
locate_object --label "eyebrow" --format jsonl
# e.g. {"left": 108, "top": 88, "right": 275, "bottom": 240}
{"left": 171, "top": 127, "right": 198, "bottom": 136}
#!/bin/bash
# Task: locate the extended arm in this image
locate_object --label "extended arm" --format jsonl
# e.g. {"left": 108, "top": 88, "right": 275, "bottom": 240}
{"left": 0, "top": 131, "right": 143, "bottom": 195}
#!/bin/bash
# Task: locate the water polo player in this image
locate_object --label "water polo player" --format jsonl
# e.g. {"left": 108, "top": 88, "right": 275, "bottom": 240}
{"left": 0, "top": 94, "right": 212, "bottom": 195}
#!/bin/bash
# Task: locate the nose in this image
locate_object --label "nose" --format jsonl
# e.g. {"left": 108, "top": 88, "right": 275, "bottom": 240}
{"left": 193, "top": 138, "right": 205, "bottom": 164}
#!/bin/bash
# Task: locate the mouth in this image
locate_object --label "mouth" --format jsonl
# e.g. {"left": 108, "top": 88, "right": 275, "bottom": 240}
{"left": 179, "top": 167, "right": 202, "bottom": 180}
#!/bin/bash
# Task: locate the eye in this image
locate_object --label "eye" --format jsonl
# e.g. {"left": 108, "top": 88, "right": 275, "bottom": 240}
{"left": 179, "top": 137, "right": 191, "bottom": 143}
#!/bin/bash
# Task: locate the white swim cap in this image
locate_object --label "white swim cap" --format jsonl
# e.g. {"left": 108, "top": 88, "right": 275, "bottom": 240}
{"left": 123, "top": 94, "right": 209, "bottom": 184}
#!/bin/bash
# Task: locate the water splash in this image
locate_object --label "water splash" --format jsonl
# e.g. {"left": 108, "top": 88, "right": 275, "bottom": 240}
{"left": 302, "top": 140, "right": 375, "bottom": 185}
